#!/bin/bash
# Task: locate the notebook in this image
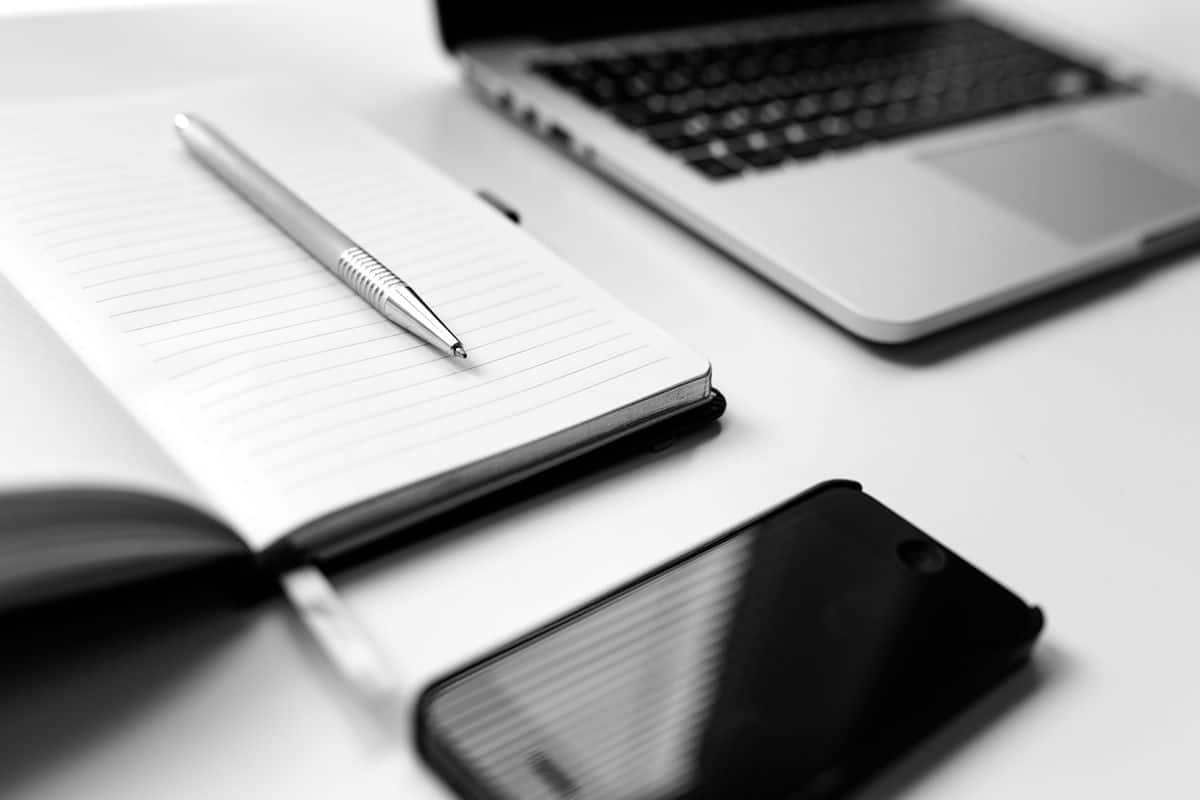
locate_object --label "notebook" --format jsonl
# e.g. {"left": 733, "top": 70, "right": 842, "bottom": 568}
{"left": 0, "top": 78, "right": 718, "bottom": 613}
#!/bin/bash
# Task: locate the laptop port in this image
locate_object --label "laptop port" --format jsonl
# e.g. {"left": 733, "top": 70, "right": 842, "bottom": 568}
{"left": 546, "top": 124, "right": 572, "bottom": 149}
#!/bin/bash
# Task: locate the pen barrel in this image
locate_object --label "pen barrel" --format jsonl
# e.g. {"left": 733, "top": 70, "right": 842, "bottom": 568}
{"left": 176, "top": 114, "right": 351, "bottom": 265}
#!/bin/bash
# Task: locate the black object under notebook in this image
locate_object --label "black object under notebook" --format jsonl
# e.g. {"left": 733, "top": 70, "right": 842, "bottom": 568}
{"left": 418, "top": 481, "right": 1044, "bottom": 799}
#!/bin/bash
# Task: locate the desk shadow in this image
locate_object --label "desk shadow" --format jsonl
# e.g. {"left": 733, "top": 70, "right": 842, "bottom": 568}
{"left": 853, "top": 641, "right": 1069, "bottom": 799}
{"left": 0, "top": 567, "right": 253, "bottom": 797}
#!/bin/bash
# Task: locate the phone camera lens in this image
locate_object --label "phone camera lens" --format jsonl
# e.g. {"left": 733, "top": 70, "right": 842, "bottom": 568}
{"left": 896, "top": 539, "right": 947, "bottom": 574}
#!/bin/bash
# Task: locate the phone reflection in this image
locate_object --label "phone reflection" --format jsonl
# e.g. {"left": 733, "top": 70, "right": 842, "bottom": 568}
{"left": 424, "top": 530, "right": 751, "bottom": 799}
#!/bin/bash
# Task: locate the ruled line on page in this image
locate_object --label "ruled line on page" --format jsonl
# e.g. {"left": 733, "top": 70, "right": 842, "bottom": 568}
{"left": 0, "top": 153, "right": 142, "bottom": 179}
{"left": 165, "top": 315, "right": 388, "bottom": 368}
{"left": 13, "top": 173, "right": 197, "bottom": 207}
{"left": 34, "top": 200, "right": 235, "bottom": 239}
{"left": 182, "top": 317, "right": 417, "bottom": 390}
{"left": 158, "top": 277, "right": 555, "bottom": 381}
{"left": 194, "top": 294, "right": 584, "bottom": 409}
{"left": 94, "top": 259, "right": 309, "bottom": 302}
{"left": 193, "top": 329, "right": 402, "bottom": 387}
{"left": 249, "top": 326, "right": 633, "bottom": 462}
{"left": 151, "top": 305, "right": 377, "bottom": 360}
{"left": 219, "top": 308, "right": 604, "bottom": 435}
{"left": 196, "top": 303, "right": 600, "bottom": 418}
{"left": 280, "top": 352, "right": 668, "bottom": 490}
{"left": 66, "top": 229, "right": 296, "bottom": 270}
{"left": 261, "top": 340, "right": 648, "bottom": 479}
{"left": 141, "top": 296, "right": 359, "bottom": 345}
{"left": 192, "top": 304, "right": 582, "bottom": 412}
{"left": 110, "top": 273, "right": 328, "bottom": 318}
{"left": 1, "top": 141, "right": 404, "bottom": 199}
{"left": 432, "top": 273, "right": 544, "bottom": 306}
{"left": 12, "top": 184, "right": 204, "bottom": 225}
{"left": 236, "top": 302, "right": 593, "bottom": 400}
{"left": 122, "top": 283, "right": 340, "bottom": 333}
{"left": 75, "top": 242, "right": 303, "bottom": 280}
{"left": 48, "top": 215, "right": 269, "bottom": 259}
{"left": 325, "top": 201, "right": 479, "bottom": 239}
{"left": 97, "top": 261, "right": 329, "bottom": 311}
{"left": 167, "top": 317, "right": 394, "bottom": 380}
{"left": 36, "top": 202, "right": 249, "bottom": 244}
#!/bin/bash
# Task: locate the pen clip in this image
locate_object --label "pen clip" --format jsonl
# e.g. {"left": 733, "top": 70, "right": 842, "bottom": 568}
{"left": 476, "top": 190, "right": 521, "bottom": 224}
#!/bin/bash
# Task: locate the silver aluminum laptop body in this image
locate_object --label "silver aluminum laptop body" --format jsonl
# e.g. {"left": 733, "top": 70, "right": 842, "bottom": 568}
{"left": 452, "top": 2, "right": 1200, "bottom": 342}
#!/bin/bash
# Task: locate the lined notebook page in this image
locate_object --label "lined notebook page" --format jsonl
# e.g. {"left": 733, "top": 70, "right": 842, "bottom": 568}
{"left": 0, "top": 80, "right": 709, "bottom": 548}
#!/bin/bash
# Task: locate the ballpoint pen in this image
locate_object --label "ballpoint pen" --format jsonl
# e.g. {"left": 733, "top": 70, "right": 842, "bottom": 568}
{"left": 173, "top": 112, "right": 467, "bottom": 359}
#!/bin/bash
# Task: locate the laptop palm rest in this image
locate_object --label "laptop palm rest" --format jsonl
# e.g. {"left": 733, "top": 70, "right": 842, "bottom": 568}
{"left": 920, "top": 125, "right": 1200, "bottom": 245}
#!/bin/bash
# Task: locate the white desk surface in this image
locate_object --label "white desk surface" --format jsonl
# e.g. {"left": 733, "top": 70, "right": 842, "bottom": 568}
{"left": 2, "top": 0, "right": 1199, "bottom": 797}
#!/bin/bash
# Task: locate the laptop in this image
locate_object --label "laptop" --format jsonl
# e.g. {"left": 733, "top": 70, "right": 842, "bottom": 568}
{"left": 436, "top": 1, "right": 1200, "bottom": 342}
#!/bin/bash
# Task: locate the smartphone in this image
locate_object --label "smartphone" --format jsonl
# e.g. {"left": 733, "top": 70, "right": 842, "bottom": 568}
{"left": 417, "top": 481, "right": 1044, "bottom": 800}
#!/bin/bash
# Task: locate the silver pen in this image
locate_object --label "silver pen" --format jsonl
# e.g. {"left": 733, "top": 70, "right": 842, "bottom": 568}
{"left": 173, "top": 112, "right": 467, "bottom": 359}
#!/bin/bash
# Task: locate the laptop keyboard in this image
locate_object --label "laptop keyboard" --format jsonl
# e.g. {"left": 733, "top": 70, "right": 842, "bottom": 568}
{"left": 532, "top": 15, "right": 1126, "bottom": 180}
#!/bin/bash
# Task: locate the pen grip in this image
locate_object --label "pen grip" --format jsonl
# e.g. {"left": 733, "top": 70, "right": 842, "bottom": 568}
{"left": 334, "top": 246, "right": 406, "bottom": 315}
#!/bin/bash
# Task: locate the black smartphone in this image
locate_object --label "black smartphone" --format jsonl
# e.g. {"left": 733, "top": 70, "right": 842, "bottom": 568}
{"left": 417, "top": 481, "right": 1044, "bottom": 800}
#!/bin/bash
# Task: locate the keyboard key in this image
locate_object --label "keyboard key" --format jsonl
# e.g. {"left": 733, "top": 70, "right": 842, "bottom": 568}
{"left": 725, "top": 130, "right": 773, "bottom": 153}
{"left": 817, "top": 115, "right": 852, "bottom": 137}
{"left": 667, "top": 90, "right": 707, "bottom": 115}
{"left": 717, "top": 107, "right": 753, "bottom": 135}
{"left": 660, "top": 69, "right": 693, "bottom": 93}
{"left": 742, "top": 147, "right": 786, "bottom": 168}
{"left": 780, "top": 122, "right": 827, "bottom": 160}
{"left": 624, "top": 74, "right": 655, "bottom": 98}
{"left": 689, "top": 157, "right": 743, "bottom": 179}
{"left": 611, "top": 103, "right": 655, "bottom": 128}
{"left": 851, "top": 107, "right": 878, "bottom": 132}
{"left": 791, "top": 94, "right": 824, "bottom": 119}
{"left": 682, "top": 114, "right": 715, "bottom": 136}
{"left": 861, "top": 81, "right": 890, "bottom": 106}
{"left": 683, "top": 139, "right": 736, "bottom": 161}
{"left": 754, "top": 100, "right": 790, "bottom": 127}
{"left": 583, "top": 76, "right": 618, "bottom": 105}
{"left": 786, "top": 139, "right": 828, "bottom": 161}
{"left": 702, "top": 86, "right": 740, "bottom": 112}
{"left": 645, "top": 115, "right": 716, "bottom": 150}
{"left": 828, "top": 87, "right": 857, "bottom": 112}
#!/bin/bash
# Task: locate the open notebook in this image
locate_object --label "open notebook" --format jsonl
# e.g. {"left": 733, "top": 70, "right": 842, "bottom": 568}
{"left": 0, "top": 79, "right": 716, "bottom": 612}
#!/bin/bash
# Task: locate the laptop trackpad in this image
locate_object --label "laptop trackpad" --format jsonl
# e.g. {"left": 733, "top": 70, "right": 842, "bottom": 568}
{"left": 921, "top": 125, "right": 1200, "bottom": 244}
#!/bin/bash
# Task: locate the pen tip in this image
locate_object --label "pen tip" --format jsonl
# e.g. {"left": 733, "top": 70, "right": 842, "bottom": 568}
{"left": 452, "top": 344, "right": 468, "bottom": 359}
{"left": 173, "top": 112, "right": 192, "bottom": 131}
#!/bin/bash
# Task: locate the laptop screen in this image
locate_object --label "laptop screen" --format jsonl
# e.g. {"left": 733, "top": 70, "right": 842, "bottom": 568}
{"left": 436, "top": 0, "right": 907, "bottom": 50}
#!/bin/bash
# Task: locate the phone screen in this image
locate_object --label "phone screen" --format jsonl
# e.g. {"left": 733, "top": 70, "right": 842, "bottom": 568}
{"left": 419, "top": 486, "right": 1040, "bottom": 800}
